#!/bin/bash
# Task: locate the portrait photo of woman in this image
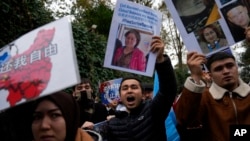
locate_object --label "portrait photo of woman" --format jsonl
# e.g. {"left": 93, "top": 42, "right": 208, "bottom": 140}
{"left": 197, "top": 22, "right": 228, "bottom": 54}
{"left": 112, "top": 28, "right": 146, "bottom": 72}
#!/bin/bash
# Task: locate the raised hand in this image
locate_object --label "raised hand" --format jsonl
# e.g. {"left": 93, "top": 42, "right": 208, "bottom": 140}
{"left": 150, "top": 36, "right": 165, "bottom": 63}
{"left": 187, "top": 52, "right": 206, "bottom": 82}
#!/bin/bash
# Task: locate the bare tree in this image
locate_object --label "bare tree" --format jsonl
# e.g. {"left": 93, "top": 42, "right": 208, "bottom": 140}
{"left": 158, "top": 2, "right": 186, "bottom": 70}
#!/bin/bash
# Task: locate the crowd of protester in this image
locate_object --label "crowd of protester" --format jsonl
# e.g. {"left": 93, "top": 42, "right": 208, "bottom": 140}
{"left": 0, "top": 32, "right": 249, "bottom": 141}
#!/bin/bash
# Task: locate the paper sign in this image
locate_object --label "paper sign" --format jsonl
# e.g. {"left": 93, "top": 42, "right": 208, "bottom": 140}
{"left": 164, "top": 0, "right": 249, "bottom": 56}
{"left": 0, "top": 16, "right": 80, "bottom": 111}
{"left": 104, "top": 0, "right": 162, "bottom": 77}
{"left": 99, "top": 78, "right": 122, "bottom": 105}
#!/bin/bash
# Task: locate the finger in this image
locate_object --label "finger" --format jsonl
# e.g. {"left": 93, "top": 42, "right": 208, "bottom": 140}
{"left": 188, "top": 52, "right": 205, "bottom": 62}
{"left": 151, "top": 39, "right": 163, "bottom": 47}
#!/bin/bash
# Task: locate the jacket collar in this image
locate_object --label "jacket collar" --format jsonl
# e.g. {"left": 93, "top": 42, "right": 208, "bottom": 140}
{"left": 209, "top": 78, "right": 250, "bottom": 100}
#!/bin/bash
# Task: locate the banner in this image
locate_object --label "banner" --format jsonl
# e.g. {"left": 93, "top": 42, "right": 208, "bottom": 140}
{"left": 104, "top": 0, "right": 162, "bottom": 77}
{"left": 99, "top": 78, "right": 122, "bottom": 105}
{"left": 0, "top": 16, "right": 80, "bottom": 111}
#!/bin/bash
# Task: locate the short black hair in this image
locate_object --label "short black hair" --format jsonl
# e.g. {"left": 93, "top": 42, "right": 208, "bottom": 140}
{"left": 206, "top": 52, "right": 235, "bottom": 71}
{"left": 80, "top": 78, "right": 92, "bottom": 87}
{"left": 222, "top": 1, "right": 244, "bottom": 17}
{"left": 119, "top": 76, "right": 143, "bottom": 93}
{"left": 142, "top": 83, "right": 153, "bottom": 91}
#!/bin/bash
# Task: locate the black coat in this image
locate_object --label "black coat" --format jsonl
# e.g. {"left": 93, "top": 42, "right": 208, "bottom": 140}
{"left": 78, "top": 98, "right": 108, "bottom": 126}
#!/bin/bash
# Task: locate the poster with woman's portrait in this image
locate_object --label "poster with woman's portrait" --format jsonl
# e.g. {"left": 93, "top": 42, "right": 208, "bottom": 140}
{"left": 111, "top": 25, "right": 153, "bottom": 73}
{"left": 104, "top": 0, "right": 162, "bottom": 77}
{"left": 195, "top": 21, "right": 229, "bottom": 55}
{"left": 165, "top": 0, "right": 237, "bottom": 57}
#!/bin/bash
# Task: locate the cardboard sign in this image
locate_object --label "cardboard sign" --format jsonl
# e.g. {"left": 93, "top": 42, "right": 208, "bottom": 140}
{"left": 104, "top": 0, "right": 162, "bottom": 77}
{"left": 0, "top": 16, "right": 80, "bottom": 111}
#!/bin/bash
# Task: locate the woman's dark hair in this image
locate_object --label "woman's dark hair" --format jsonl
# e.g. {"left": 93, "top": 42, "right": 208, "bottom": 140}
{"left": 124, "top": 29, "right": 141, "bottom": 48}
{"left": 199, "top": 24, "right": 222, "bottom": 42}
{"left": 32, "top": 91, "right": 80, "bottom": 141}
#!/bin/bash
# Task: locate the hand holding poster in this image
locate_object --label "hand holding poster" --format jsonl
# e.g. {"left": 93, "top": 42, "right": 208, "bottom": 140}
{"left": 104, "top": 0, "right": 162, "bottom": 77}
{"left": 0, "top": 16, "right": 80, "bottom": 111}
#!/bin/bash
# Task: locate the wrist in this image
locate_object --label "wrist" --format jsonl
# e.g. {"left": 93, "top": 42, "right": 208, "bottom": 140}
{"left": 156, "top": 56, "right": 165, "bottom": 63}
{"left": 156, "top": 55, "right": 169, "bottom": 63}
{"left": 190, "top": 77, "right": 202, "bottom": 85}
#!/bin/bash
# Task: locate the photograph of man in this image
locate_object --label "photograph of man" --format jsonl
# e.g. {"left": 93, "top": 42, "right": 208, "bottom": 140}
{"left": 197, "top": 22, "right": 228, "bottom": 54}
{"left": 221, "top": 0, "right": 250, "bottom": 42}
{"left": 172, "top": 0, "right": 220, "bottom": 33}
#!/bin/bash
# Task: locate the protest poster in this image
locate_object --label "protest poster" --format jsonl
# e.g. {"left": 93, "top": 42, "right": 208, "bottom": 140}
{"left": 103, "top": 0, "right": 162, "bottom": 77}
{"left": 164, "top": 0, "right": 249, "bottom": 57}
{"left": 0, "top": 16, "right": 80, "bottom": 111}
{"left": 99, "top": 78, "right": 122, "bottom": 105}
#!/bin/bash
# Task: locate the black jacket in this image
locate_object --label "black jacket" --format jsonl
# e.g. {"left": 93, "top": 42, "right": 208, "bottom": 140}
{"left": 78, "top": 97, "right": 108, "bottom": 126}
{"left": 107, "top": 56, "right": 177, "bottom": 141}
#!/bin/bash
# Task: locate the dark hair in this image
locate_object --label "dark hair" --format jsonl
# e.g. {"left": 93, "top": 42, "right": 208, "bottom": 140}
{"left": 206, "top": 52, "right": 235, "bottom": 71}
{"left": 80, "top": 78, "right": 92, "bottom": 87}
{"left": 32, "top": 91, "right": 80, "bottom": 141}
{"left": 118, "top": 76, "right": 144, "bottom": 93}
{"left": 124, "top": 29, "right": 141, "bottom": 48}
{"left": 142, "top": 83, "right": 153, "bottom": 91}
{"left": 222, "top": 1, "right": 244, "bottom": 17}
{"left": 199, "top": 24, "right": 222, "bottom": 42}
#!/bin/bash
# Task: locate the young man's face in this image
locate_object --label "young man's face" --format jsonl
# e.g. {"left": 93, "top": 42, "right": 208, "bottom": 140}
{"left": 74, "top": 83, "right": 93, "bottom": 99}
{"left": 119, "top": 79, "right": 143, "bottom": 111}
{"left": 209, "top": 58, "right": 239, "bottom": 91}
{"left": 227, "top": 5, "right": 250, "bottom": 29}
{"left": 142, "top": 90, "right": 153, "bottom": 100}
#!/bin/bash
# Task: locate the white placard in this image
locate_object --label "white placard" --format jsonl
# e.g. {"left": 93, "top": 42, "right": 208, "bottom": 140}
{"left": 0, "top": 16, "right": 80, "bottom": 111}
{"left": 104, "top": 0, "right": 162, "bottom": 77}
{"left": 165, "top": 0, "right": 249, "bottom": 56}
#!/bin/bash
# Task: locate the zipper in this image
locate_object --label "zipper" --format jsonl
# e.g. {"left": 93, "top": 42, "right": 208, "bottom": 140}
{"left": 229, "top": 92, "right": 238, "bottom": 124}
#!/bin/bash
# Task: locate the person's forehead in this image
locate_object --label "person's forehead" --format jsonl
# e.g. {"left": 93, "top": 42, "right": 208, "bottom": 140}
{"left": 210, "top": 58, "right": 235, "bottom": 68}
{"left": 36, "top": 99, "right": 59, "bottom": 111}
{"left": 203, "top": 28, "right": 214, "bottom": 34}
{"left": 121, "top": 79, "right": 140, "bottom": 86}
{"left": 127, "top": 33, "right": 136, "bottom": 37}
{"left": 204, "top": 27, "right": 213, "bottom": 31}
{"left": 77, "top": 83, "right": 91, "bottom": 87}
{"left": 228, "top": 5, "right": 244, "bottom": 14}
